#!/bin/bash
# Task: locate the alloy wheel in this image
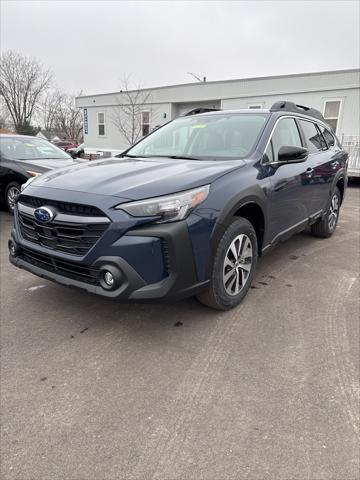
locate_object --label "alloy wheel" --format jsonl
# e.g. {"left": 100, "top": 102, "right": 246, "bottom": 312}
{"left": 7, "top": 185, "right": 20, "bottom": 211}
{"left": 328, "top": 193, "right": 339, "bottom": 231}
{"left": 223, "top": 234, "right": 253, "bottom": 296}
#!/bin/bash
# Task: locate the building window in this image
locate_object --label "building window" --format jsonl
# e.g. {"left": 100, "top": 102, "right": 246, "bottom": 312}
{"left": 141, "top": 111, "right": 150, "bottom": 136}
{"left": 323, "top": 100, "right": 341, "bottom": 133}
{"left": 97, "top": 112, "right": 105, "bottom": 136}
{"left": 248, "top": 104, "right": 262, "bottom": 109}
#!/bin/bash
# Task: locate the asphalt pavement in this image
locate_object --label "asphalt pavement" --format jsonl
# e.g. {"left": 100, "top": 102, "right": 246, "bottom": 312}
{"left": 1, "top": 183, "right": 359, "bottom": 480}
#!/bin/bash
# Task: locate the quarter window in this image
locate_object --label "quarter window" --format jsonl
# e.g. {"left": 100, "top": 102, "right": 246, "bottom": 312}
{"left": 97, "top": 112, "right": 105, "bottom": 136}
{"left": 298, "top": 120, "right": 324, "bottom": 153}
{"left": 141, "top": 111, "right": 150, "bottom": 137}
{"left": 323, "top": 100, "right": 341, "bottom": 133}
{"left": 270, "top": 118, "right": 302, "bottom": 161}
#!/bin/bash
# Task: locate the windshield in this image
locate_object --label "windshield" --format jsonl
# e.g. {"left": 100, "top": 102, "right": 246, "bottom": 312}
{"left": 126, "top": 113, "right": 269, "bottom": 160}
{"left": 0, "top": 136, "right": 71, "bottom": 161}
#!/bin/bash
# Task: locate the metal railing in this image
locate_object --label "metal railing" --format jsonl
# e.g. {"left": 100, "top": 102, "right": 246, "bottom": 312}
{"left": 342, "top": 135, "right": 360, "bottom": 177}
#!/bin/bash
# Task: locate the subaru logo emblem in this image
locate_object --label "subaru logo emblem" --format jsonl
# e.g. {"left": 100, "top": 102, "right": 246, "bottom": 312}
{"left": 34, "top": 207, "right": 55, "bottom": 223}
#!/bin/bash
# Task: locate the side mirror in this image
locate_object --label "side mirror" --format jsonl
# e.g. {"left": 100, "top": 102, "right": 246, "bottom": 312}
{"left": 278, "top": 146, "right": 308, "bottom": 163}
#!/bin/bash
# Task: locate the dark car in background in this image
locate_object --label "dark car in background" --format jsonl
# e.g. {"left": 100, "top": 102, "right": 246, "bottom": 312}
{"left": 9, "top": 102, "right": 348, "bottom": 310}
{"left": 67, "top": 143, "right": 85, "bottom": 158}
{"left": 0, "top": 134, "right": 82, "bottom": 212}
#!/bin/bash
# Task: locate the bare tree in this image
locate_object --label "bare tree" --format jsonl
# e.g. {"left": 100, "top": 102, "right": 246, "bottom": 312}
{"left": 0, "top": 51, "right": 52, "bottom": 134}
{"left": 36, "top": 89, "right": 63, "bottom": 131}
{"left": 0, "top": 97, "right": 11, "bottom": 129}
{"left": 54, "top": 93, "right": 83, "bottom": 142}
{"left": 112, "top": 78, "right": 153, "bottom": 146}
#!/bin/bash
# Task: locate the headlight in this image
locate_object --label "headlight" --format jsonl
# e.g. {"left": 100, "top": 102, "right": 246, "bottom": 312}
{"left": 21, "top": 174, "right": 40, "bottom": 192}
{"left": 116, "top": 185, "right": 210, "bottom": 223}
{"left": 26, "top": 170, "right": 42, "bottom": 177}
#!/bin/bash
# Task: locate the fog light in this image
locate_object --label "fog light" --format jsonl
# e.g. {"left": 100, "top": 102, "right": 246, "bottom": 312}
{"left": 8, "top": 239, "right": 19, "bottom": 257}
{"left": 104, "top": 271, "right": 114, "bottom": 287}
{"left": 99, "top": 265, "right": 123, "bottom": 291}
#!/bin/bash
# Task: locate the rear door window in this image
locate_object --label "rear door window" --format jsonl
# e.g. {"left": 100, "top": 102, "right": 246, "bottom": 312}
{"left": 318, "top": 125, "right": 335, "bottom": 147}
{"left": 298, "top": 120, "right": 324, "bottom": 153}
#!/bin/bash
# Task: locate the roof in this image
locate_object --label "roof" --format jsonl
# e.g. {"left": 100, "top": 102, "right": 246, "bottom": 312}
{"left": 0, "top": 128, "right": 15, "bottom": 134}
{"left": 38, "top": 129, "right": 67, "bottom": 141}
{"left": 187, "top": 109, "right": 270, "bottom": 116}
{"left": 76, "top": 68, "right": 360, "bottom": 100}
{"left": 182, "top": 106, "right": 327, "bottom": 126}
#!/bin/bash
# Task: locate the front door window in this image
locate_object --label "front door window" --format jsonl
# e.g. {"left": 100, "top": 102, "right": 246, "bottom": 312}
{"left": 271, "top": 118, "right": 302, "bottom": 161}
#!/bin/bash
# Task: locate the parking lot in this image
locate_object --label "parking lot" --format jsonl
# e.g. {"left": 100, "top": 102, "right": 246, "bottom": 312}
{"left": 1, "top": 183, "right": 359, "bottom": 480}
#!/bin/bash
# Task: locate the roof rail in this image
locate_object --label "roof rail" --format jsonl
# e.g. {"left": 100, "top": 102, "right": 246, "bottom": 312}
{"left": 183, "top": 107, "right": 221, "bottom": 116}
{"left": 270, "top": 101, "right": 325, "bottom": 122}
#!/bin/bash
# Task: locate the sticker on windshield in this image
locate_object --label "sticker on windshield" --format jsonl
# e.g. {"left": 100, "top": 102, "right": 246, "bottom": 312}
{"left": 191, "top": 124, "right": 207, "bottom": 129}
{"left": 25, "top": 143, "right": 35, "bottom": 147}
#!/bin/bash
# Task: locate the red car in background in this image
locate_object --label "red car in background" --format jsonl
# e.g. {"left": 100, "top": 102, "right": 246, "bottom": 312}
{"left": 53, "top": 141, "right": 78, "bottom": 151}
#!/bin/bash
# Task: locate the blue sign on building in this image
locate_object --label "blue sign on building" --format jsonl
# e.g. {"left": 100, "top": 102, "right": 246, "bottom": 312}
{"left": 83, "top": 108, "right": 88, "bottom": 134}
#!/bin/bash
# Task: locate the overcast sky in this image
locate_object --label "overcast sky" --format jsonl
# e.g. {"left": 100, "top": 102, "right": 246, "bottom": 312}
{"left": 1, "top": 0, "right": 359, "bottom": 95}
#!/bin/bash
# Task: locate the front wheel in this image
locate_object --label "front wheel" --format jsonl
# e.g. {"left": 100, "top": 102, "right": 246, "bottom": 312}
{"left": 311, "top": 187, "right": 341, "bottom": 238}
{"left": 5, "top": 182, "right": 21, "bottom": 214}
{"left": 197, "top": 217, "right": 258, "bottom": 310}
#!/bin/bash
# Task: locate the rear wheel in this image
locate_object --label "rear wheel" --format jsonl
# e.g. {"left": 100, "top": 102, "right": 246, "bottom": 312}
{"left": 311, "top": 187, "right": 341, "bottom": 238}
{"left": 5, "top": 182, "right": 21, "bottom": 214}
{"left": 197, "top": 217, "right": 258, "bottom": 310}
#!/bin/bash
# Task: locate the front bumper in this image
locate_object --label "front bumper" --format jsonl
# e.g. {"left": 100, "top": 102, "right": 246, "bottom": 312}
{"left": 9, "top": 220, "right": 210, "bottom": 302}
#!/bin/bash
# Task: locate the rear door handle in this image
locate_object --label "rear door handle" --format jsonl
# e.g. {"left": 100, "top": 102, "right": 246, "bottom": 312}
{"left": 306, "top": 167, "right": 314, "bottom": 175}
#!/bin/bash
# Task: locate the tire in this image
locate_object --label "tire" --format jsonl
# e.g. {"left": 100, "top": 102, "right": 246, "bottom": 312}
{"left": 5, "top": 181, "right": 21, "bottom": 214}
{"left": 311, "top": 187, "right": 341, "bottom": 238}
{"left": 197, "top": 217, "right": 258, "bottom": 310}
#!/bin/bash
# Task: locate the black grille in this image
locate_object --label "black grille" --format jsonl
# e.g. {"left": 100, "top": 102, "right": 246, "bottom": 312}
{"left": 18, "top": 212, "right": 109, "bottom": 256}
{"left": 19, "top": 195, "right": 105, "bottom": 217}
{"left": 161, "top": 240, "right": 171, "bottom": 275}
{"left": 20, "top": 247, "right": 99, "bottom": 285}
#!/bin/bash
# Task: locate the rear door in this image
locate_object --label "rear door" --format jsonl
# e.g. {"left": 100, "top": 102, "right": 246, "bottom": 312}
{"left": 265, "top": 117, "right": 314, "bottom": 241}
{"left": 297, "top": 119, "right": 341, "bottom": 214}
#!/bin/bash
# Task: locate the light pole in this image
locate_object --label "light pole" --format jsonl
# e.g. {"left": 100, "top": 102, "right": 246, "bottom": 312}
{"left": 187, "top": 72, "right": 207, "bottom": 83}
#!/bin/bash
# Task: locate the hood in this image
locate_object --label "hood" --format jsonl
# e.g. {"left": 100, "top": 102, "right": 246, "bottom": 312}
{"left": 31, "top": 157, "right": 246, "bottom": 199}
{"left": 14, "top": 157, "right": 84, "bottom": 173}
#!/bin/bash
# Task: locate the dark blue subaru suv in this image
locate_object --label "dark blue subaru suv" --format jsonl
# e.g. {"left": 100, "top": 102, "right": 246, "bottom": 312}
{"left": 9, "top": 102, "right": 348, "bottom": 310}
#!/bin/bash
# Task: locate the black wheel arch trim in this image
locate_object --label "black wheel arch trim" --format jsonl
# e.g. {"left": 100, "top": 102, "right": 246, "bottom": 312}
{"left": 2, "top": 173, "right": 29, "bottom": 199}
{"left": 333, "top": 171, "right": 347, "bottom": 204}
{"left": 211, "top": 191, "right": 268, "bottom": 250}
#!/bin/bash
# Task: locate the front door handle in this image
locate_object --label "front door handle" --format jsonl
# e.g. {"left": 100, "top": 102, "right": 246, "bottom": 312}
{"left": 330, "top": 160, "right": 339, "bottom": 169}
{"left": 306, "top": 167, "right": 314, "bottom": 176}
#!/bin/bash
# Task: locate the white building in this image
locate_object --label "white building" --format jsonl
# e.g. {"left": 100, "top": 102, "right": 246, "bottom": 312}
{"left": 76, "top": 69, "right": 360, "bottom": 157}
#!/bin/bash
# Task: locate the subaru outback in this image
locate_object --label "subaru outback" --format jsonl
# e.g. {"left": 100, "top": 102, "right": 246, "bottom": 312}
{"left": 9, "top": 101, "right": 348, "bottom": 310}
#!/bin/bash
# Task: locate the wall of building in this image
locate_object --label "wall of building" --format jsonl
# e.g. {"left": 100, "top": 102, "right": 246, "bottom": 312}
{"left": 82, "top": 102, "right": 173, "bottom": 154}
{"left": 76, "top": 69, "right": 360, "bottom": 154}
{"left": 221, "top": 88, "right": 360, "bottom": 139}
{"left": 77, "top": 70, "right": 359, "bottom": 107}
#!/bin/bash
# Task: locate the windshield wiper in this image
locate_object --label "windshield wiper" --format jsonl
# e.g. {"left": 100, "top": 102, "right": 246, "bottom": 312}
{"left": 147, "top": 155, "right": 202, "bottom": 161}
{"left": 120, "top": 154, "right": 202, "bottom": 160}
{"left": 119, "top": 153, "right": 147, "bottom": 158}
{"left": 17, "top": 157, "right": 67, "bottom": 160}
{"left": 168, "top": 155, "right": 202, "bottom": 160}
